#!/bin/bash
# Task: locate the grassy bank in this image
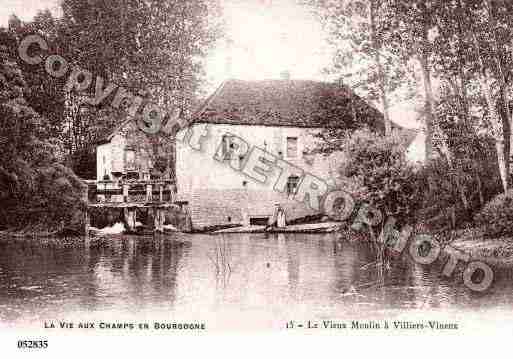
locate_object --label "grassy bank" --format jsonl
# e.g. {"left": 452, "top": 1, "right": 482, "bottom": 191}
{"left": 449, "top": 227, "right": 513, "bottom": 267}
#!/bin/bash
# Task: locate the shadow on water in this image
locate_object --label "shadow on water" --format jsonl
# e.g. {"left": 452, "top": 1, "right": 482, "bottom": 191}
{"left": 0, "top": 235, "right": 190, "bottom": 322}
{"left": 0, "top": 232, "right": 513, "bottom": 324}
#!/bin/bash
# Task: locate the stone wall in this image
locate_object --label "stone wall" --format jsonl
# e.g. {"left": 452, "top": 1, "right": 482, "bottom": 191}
{"left": 176, "top": 123, "right": 345, "bottom": 230}
{"left": 180, "top": 188, "right": 320, "bottom": 230}
{"left": 176, "top": 123, "right": 343, "bottom": 194}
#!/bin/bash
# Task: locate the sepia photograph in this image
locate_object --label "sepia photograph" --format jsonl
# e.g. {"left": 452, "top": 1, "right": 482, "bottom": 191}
{"left": 1, "top": 0, "right": 513, "bottom": 356}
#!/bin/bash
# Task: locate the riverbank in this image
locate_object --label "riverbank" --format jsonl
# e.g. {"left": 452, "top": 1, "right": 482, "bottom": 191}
{"left": 213, "top": 221, "right": 342, "bottom": 234}
{"left": 449, "top": 227, "right": 513, "bottom": 267}
{"left": 0, "top": 225, "right": 81, "bottom": 240}
{"left": 345, "top": 223, "right": 513, "bottom": 268}
{"left": 3, "top": 220, "right": 512, "bottom": 269}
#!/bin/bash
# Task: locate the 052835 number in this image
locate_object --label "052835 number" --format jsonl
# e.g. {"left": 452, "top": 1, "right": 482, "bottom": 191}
{"left": 17, "top": 340, "right": 48, "bottom": 349}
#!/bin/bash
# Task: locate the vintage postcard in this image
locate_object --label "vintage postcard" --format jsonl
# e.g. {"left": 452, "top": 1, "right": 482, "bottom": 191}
{"left": 1, "top": 0, "right": 513, "bottom": 356}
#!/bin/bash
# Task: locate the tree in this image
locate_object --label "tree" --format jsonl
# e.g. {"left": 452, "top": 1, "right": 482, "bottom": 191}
{"left": 9, "top": 0, "right": 221, "bottom": 177}
{"left": 312, "top": 0, "right": 513, "bottom": 196}
{"left": 308, "top": 0, "right": 411, "bottom": 136}
{"left": 369, "top": 0, "right": 391, "bottom": 135}
{"left": 0, "top": 29, "right": 85, "bottom": 231}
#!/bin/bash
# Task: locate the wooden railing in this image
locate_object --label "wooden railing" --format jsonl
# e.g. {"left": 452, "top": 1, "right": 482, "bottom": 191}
{"left": 85, "top": 179, "right": 177, "bottom": 204}
{"left": 82, "top": 179, "right": 193, "bottom": 235}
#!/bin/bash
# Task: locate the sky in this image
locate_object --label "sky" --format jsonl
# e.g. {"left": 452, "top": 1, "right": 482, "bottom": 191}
{"left": 0, "top": 0, "right": 61, "bottom": 25}
{"left": 0, "top": 0, "right": 423, "bottom": 152}
{"left": 1, "top": 0, "right": 332, "bottom": 84}
{"left": 205, "top": 0, "right": 333, "bottom": 84}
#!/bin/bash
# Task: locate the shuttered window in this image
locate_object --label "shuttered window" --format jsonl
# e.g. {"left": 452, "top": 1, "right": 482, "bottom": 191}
{"left": 125, "top": 149, "right": 136, "bottom": 170}
{"left": 286, "top": 175, "right": 300, "bottom": 195}
{"left": 286, "top": 137, "right": 298, "bottom": 158}
{"left": 221, "top": 135, "right": 233, "bottom": 160}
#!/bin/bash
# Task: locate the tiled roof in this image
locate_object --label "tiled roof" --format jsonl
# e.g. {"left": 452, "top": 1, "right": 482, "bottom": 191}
{"left": 191, "top": 79, "right": 387, "bottom": 130}
{"left": 98, "top": 79, "right": 418, "bottom": 146}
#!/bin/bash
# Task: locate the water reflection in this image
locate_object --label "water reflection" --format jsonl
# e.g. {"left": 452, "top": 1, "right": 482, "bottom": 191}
{"left": 0, "top": 236, "right": 189, "bottom": 323}
{"left": 0, "top": 233, "right": 512, "bottom": 326}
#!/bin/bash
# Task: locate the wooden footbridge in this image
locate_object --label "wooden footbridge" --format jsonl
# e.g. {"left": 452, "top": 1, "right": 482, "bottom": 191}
{"left": 83, "top": 179, "right": 191, "bottom": 236}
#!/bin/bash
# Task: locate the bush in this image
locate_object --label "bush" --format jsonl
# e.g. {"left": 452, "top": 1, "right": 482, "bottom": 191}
{"left": 0, "top": 30, "right": 86, "bottom": 231}
{"left": 475, "top": 190, "right": 513, "bottom": 238}
{"left": 414, "top": 143, "right": 502, "bottom": 227}
{"left": 340, "top": 128, "right": 421, "bottom": 226}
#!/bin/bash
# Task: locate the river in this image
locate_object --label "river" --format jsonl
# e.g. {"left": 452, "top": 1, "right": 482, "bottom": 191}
{"left": 1, "top": 233, "right": 513, "bottom": 330}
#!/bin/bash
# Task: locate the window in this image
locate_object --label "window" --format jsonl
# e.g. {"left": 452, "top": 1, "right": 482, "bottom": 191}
{"left": 126, "top": 172, "right": 139, "bottom": 180}
{"left": 125, "top": 149, "right": 136, "bottom": 170}
{"left": 286, "top": 175, "right": 300, "bottom": 195}
{"left": 303, "top": 148, "right": 314, "bottom": 165}
{"left": 221, "top": 135, "right": 233, "bottom": 160}
{"left": 286, "top": 137, "right": 298, "bottom": 158}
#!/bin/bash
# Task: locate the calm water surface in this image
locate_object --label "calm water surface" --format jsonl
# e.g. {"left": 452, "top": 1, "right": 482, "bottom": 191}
{"left": 1, "top": 233, "right": 512, "bottom": 330}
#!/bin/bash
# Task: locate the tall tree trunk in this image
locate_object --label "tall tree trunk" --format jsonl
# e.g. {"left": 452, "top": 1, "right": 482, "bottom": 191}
{"left": 417, "top": 0, "right": 435, "bottom": 161}
{"left": 369, "top": 0, "right": 391, "bottom": 135}
{"left": 475, "top": 168, "right": 485, "bottom": 207}
{"left": 456, "top": 0, "right": 470, "bottom": 119}
{"left": 465, "top": 0, "right": 510, "bottom": 192}
{"left": 419, "top": 59, "right": 435, "bottom": 160}
{"left": 474, "top": 39, "right": 508, "bottom": 191}
{"left": 485, "top": 0, "right": 511, "bottom": 191}
{"left": 475, "top": 54, "right": 508, "bottom": 192}
{"left": 461, "top": 0, "right": 509, "bottom": 192}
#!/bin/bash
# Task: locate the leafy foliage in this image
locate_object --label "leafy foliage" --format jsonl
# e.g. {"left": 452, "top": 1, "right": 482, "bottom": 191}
{"left": 1, "top": 0, "right": 220, "bottom": 230}
{"left": 0, "top": 29, "right": 85, "bottom": 231}
{"left": 4, "top": 0, "right": 221, "bottom": 178}
{"left": 339, "top": 128, "right": 420, "bottom": 225}
{"left": 475, "top": 190, "right": 513, "bottom": 238}
{"left": 311, "top": 0, "right": 513, "bottom": 193}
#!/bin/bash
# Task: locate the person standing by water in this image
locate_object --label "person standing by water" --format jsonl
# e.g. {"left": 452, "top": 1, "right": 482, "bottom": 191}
{"left": 266, "top": 203, "right": 286, "bottom": 230}
{"left": 277, "top": 205, "right": 286, "bottom": 228}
